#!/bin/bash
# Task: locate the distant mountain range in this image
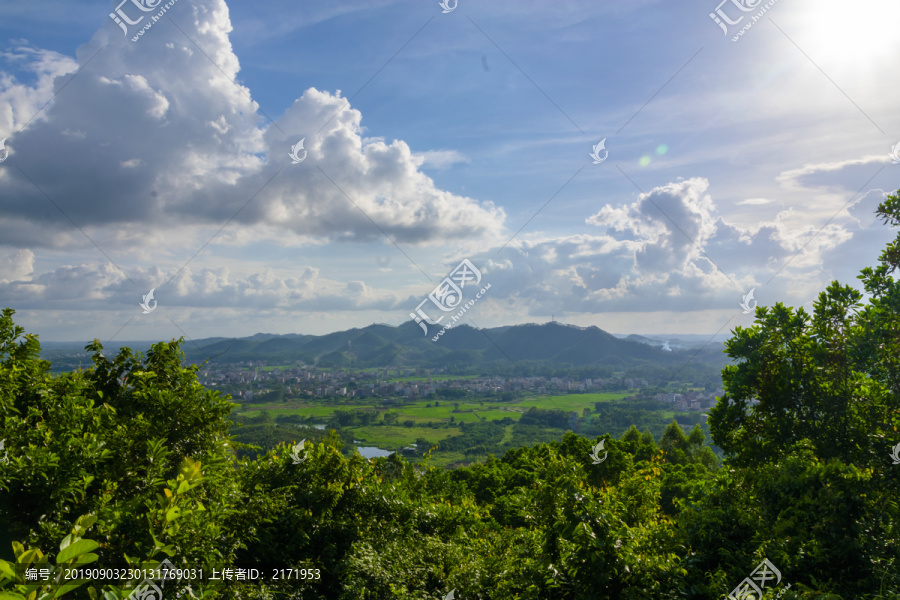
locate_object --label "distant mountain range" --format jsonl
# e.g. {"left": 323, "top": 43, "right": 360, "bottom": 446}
{"left": 40, "top": 322, "right": 732, "bottom": 372}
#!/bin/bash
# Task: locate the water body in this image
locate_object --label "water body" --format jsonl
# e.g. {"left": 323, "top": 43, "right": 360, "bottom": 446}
{"left": 356, "top": 446, "right": 394, "bottom": 458}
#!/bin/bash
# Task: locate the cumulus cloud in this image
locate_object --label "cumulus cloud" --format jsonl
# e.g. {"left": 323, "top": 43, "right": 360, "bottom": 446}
{"left": 0, "top": 0, "right": 504, "bottom": 253}
{"left": 0, "top": 44, "right": 79, "bottom": 135}
{"left": 0, "top": 249, "right": 34, "bottom": 283}
{"left": 452, "top": 176, "right": 876, "bottom": 316}
{"left": 587, "top": 178, "right": 720, "bottom": 276}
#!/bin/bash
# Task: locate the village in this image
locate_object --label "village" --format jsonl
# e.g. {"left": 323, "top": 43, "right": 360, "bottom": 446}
{"left": 197, "top": 362, "right": 725, "bottom": 411}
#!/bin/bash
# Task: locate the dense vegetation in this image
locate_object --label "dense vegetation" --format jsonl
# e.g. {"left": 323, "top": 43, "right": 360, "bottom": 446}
{"left": 2, "top": 192, "right": 900, "bottom": 599}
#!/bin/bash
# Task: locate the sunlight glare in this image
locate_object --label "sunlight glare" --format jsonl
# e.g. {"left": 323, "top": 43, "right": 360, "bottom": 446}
{"left": 797, "top": 0, "right": 900, "bottom": 71}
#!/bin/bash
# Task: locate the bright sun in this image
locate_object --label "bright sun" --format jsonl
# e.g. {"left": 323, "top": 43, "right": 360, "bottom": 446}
{"left": 795, "top": 0, "right": 900, "bottom": 71}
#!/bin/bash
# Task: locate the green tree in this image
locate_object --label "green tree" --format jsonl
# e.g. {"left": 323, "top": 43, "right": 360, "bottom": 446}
{"left": 696, "top": 191, "right": 900, "bottom": 596}
{"left": 620, "top": 425, "right": 643, "bottom": 454}
{"left": 709, "top": 192, "right": 900, "bottom": 469}
{"left": 659, "top": 420, "right": 690, "bottom": 465}
{"left": 0, "top": 314, "right": 240, "bottom": 571}
{"left": 687, "top": 423, "right": 704, "bottom": 447}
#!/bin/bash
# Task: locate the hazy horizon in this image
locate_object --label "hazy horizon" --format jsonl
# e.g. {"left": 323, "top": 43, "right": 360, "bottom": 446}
{"left": 34, "top": 322, "right": 735, "bottom": 345}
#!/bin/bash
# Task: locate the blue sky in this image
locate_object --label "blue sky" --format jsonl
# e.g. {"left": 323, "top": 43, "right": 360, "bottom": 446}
{"left": 0, "top": 0, "right": 898, "bottom": 345}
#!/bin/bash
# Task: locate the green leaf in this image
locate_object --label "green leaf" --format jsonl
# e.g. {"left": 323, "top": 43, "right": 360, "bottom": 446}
{"left": 73, "top": 553, "right": 99, "bottom": 566}
{"left": 0, "top": 593, "right": 27, "bottom": 600}
{"left": 0, "top": 561, "right": 16, "bottom": 579}
{"left": 18, "top": 549, "right": 42, "bottom": 566}
{"left": 56, "top": 539, "right": 99, "bottom": 563}
{"left": 76, "top": 515, "right": 99, "bottom": 531}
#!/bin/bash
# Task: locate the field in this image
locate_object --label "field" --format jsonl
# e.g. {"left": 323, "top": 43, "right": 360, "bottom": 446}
{"left": 234, "top": 392, "right": 633, "bottom": 458}
{"left": 239, "top": 404, "right": 338, "bottom": 418}
{"left": 351, "top": 425, "right": 458, "bottom": 447}
{"left": 237, "top": 393, "right": 629, "bottom": 422}
{"left": 508, "top": 392, "right": 625, "bottom": 412}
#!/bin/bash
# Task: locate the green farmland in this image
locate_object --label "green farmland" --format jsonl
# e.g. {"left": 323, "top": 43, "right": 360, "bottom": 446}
{"left": 230, "top": 391, "right": 672, "bottom": 467}
{"left": 236, "top": 393, "right": 630, "bottom": 426}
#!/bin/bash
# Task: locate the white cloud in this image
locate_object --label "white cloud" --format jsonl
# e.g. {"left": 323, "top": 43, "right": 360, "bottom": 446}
{"left": 451, "top": 176, "right": 887, "bottom": 317}
{"left": 0, "top": 258, "right": 405, "bottom": 314}
{"left": 0, "top": 0, "right": 505, "bottom": 254}
{"left": 776, "top": 155, "right": 889, "bottom": 192}
{"left": 0, "top": 44, "right": 79, "bottom": 135}
{"left": 414, "top": 149, "right": 471, "bottom": 169}
{"left": 736, "top": 197, "right": 775, "bottom": 205}
{"left": 586, "top": 178, "right": 721, "bottom": 277}
{"left": 0, "top": 249, "right": 34, "bottom": 283}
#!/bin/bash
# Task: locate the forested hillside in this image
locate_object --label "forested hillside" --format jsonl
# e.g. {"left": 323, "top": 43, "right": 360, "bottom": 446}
{"left": 2, "top": 193, "right": 900, "bottom": 599}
